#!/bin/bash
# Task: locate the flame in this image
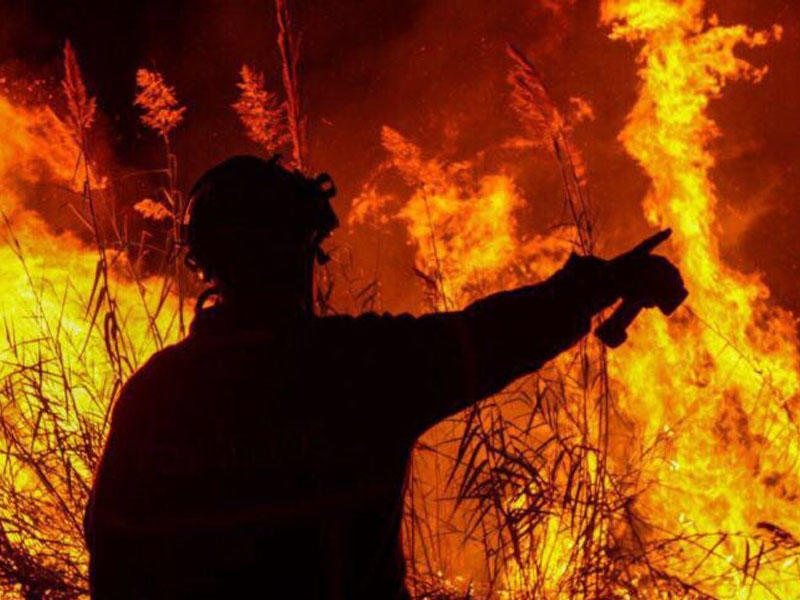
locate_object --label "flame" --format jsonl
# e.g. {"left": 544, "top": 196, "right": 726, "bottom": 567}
{"left": 352, "top": 126, "right": 572, "bottom": 311}
{"left": 0, "top": 1, "right": 799, "bottom": 598}
{"left": 0, "top": 93, "right": 181, "bottom": 591}
{"left": 599, "top": 0, "right": 800, "bottom": 597}
{"left": 362, "top": 2, "right": 800, "bottom": 598}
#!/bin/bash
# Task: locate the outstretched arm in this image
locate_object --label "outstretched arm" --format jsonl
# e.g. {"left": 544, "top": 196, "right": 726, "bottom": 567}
{"left": 456, "top": 253, "right": 612, "bottom": 396}
{"left": 335, "top": 232, "right": 684, "bottom": 436}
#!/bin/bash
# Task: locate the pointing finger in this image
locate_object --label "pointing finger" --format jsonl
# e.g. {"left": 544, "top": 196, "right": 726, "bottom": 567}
{"left": 631, "top": 228, "right": 672, "bottom": 255}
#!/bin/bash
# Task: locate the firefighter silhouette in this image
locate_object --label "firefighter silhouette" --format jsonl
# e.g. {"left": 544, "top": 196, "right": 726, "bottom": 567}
{"left": 84, "top": 155, "right": 686, "bottom": 600}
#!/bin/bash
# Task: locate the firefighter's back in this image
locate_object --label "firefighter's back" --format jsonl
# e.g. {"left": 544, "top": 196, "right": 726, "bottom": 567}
{"left": 85, "top": 311, "right": 414, "bottom": 600}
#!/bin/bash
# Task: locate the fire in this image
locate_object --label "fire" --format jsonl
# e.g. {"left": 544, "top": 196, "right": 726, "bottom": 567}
{"left": 0, "top": 1, "right": 799, "bottom": 598}
{"left": 351, "top": 126, "right": 572, "bottom": 311}
{"left": 601, "top": 0, "right": 800, "bottom": 597}
{"left": 360, "top": 2, "right": 800, "bottom": 598}
{"left": 0, "top": 92, "right": 181, "bottom": 594}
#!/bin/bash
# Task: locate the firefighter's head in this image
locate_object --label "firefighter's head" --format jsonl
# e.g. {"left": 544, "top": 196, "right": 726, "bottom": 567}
{"left": 184, "top": 155, "right": 338, "bottom": 313}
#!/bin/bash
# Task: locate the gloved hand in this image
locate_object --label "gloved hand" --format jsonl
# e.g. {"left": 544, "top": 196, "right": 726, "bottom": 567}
{"left": 557, "top": 229, "right": 687, "bottom": 347}
{"left": 597, "top": 229, "right": 687, "bottom": 347}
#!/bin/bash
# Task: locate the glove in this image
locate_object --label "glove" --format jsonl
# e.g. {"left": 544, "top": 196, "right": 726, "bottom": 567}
{"left": 555, "top": 230, "right": 686, "bottom": 347}
{"left": 597, "top": 230, "right": 687, "bottom": 347}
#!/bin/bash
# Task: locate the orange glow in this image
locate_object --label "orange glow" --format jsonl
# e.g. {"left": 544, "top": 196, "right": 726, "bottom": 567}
{"left": 351, "top": 126, "right": 572, "bottom": 311}
{"left": 1, "top": 1, "right": 799, "bottom": 598}
{"left": 0, "top": 93, "right": 181, "bottom": 590}
{"left": 602, "top": 0, "right": 800, "bottom": 597}
{"left": 359, "top": 2, "right": 800, "bottom": 598}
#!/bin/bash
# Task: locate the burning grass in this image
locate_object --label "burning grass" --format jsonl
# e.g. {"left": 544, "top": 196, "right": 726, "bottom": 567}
{"left": 0, "top": 44, "right": 186, "bottom": 599}
{"left": 0, "top": 1, "right": 799, "bottom": 599}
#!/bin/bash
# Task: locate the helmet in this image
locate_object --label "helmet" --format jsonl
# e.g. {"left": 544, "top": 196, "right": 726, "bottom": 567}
{"left": 183, "top": 155, "right": 338, "bottom": 282}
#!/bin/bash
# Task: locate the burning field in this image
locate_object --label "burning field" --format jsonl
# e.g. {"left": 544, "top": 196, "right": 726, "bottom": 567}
{"left": 1, "top": 0, "right": 799, "bottom": 598}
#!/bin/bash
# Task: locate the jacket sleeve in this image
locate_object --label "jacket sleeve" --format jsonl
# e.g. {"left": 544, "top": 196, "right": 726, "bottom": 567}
{"left": 335, "top": 254, "right": 617, "bottom": 436}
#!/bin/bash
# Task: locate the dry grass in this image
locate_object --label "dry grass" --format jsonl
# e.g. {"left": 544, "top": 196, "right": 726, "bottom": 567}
{"left": 0, "top": 43, "right": 185, "bottom": 600}
{"left": 402, "top": 45, "right": 800, "bottom": 600}
{"left": 233, "top": 64, "right": 292, "bottom": 157}
{"left": 0, "top": 23, "right": 796, "bottom": 600}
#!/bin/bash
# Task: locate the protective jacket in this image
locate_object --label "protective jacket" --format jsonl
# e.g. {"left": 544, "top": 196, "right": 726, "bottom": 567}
{"left": 84, "top": 255, "right": 608, "bottom": 600}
